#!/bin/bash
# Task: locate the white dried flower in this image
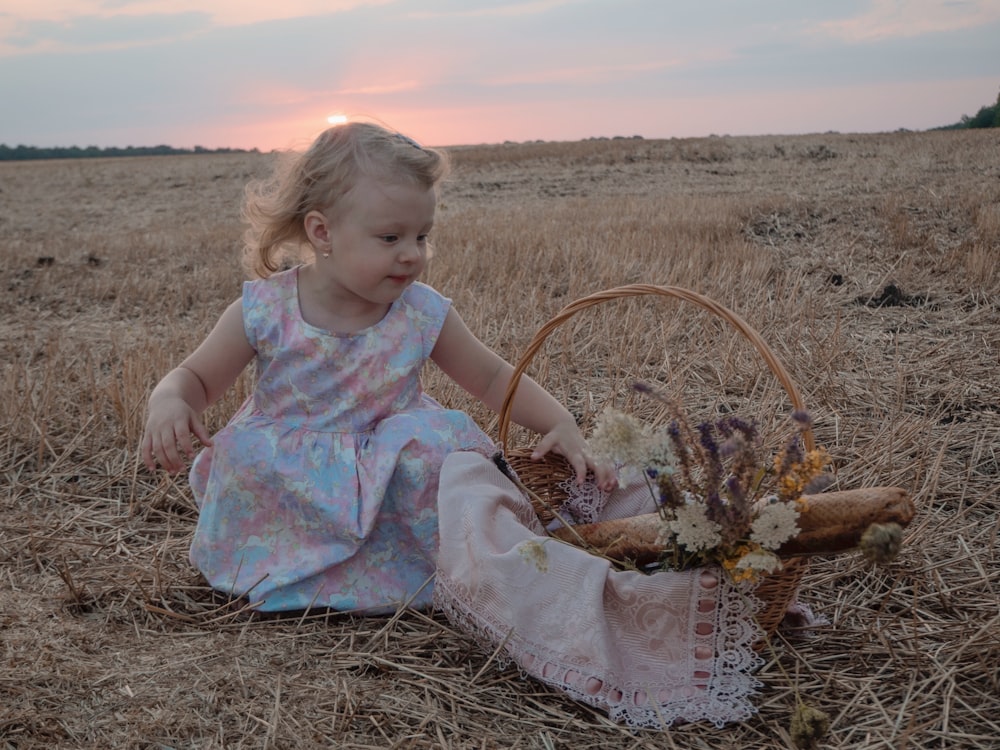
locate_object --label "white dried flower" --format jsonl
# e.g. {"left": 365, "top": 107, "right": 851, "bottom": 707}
{"left": 735, "top": 548, "right": 782, "bottom": 575}
{"left": 750, "top": 501, "right": 800, "bottom": 550}
{"left": 669, "top": 502, "right": 723, "bottom": 552}
{"left": 589, "top": 408, "right": 650, "bottom": 467}
{"left": 645, "top": 433, "right": 678, "bottom": 476}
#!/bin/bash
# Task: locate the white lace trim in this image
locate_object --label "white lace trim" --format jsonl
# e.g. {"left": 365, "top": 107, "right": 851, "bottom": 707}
{"left": 434, "top": 568, "right": 765, "bottom": 729}
{"left": 556, "top": 476, "right": 610, "bottom": 525}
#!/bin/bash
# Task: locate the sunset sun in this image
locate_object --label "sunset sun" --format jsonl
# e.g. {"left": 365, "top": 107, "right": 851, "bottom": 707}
{"left": 327, "top": 114, "right": 348, "bottom": 125}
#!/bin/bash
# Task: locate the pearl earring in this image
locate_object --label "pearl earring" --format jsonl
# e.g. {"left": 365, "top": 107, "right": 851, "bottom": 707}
{"left": 321, "top": 251, "right": 331, "bottom": 258}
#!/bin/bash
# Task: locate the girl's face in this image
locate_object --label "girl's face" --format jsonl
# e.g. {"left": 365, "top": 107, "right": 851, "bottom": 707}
{"left": 306, "top": 175, "right": 436, "bottom": 313}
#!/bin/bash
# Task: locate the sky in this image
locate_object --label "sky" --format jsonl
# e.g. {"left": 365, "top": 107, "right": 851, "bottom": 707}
{"left": 1, "top": 0, "right": 998, "bottom": 151}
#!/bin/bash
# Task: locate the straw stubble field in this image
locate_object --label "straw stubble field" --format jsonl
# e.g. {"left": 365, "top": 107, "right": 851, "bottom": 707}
{"left": 1, "top": 130, "right": 998, "bottom": 748}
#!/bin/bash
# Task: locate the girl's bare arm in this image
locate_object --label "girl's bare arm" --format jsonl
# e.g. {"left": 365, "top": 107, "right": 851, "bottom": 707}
{"left": 141, "top": 299, "right": 255, "bottom": 472}
{"left": 431, "top": 307, "right": 615, "bottom": 489}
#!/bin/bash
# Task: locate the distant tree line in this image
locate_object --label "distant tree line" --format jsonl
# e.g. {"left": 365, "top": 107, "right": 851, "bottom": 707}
{"left": 934, "top": 88, "right": 1000, "bottom": 130}
{"left": 0, "top": 144, "right": 258, "bottom": 161}
{"left": 4, "top": 88, "right": 997, "bottom": 159}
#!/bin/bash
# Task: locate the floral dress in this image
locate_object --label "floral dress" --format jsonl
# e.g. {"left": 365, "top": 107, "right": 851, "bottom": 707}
{"left": 189, "top": 266, "right": 494, "bottom": 613}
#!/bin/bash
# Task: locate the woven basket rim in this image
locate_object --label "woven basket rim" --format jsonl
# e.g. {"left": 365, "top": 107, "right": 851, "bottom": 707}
{"left": 497, "top": 283, "right": 815, "bottom": 452}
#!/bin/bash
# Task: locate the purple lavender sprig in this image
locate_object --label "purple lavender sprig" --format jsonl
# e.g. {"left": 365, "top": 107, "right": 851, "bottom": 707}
{"left": 666, "top": 419, "right": 698, "bottom": 496}
{"left": 721, "top": 417, "right": 760, "bottom": 497}
{"left": 655, "top": 472, "right": 684, "bottom": 512}
{"left": 697, "top": 421, "right": 726, "bottom": 526}
{"left": 718, "top": 419, "right": 761, "bottom": 542}
{"left": 774, "top": 434, "right": 804, "bottom": 480}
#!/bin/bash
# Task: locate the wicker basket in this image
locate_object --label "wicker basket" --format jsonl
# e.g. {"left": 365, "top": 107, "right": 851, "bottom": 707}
{"left": 495, "top": 283, "right": 816, "bottom": 641}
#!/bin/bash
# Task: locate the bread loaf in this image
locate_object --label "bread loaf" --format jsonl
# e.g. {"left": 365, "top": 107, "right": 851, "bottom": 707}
{"left": 549, "top": 486, "right": 914, "bottom": 566}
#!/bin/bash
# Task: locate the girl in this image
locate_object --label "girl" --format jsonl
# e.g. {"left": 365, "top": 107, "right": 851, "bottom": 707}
{"left": 141, "top": 122, "right": 615, "bottom": 614}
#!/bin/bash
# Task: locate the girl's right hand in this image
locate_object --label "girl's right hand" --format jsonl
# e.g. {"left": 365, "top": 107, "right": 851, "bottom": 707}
{"left": 138, "top": 299, "right": 254, "bottom": 474}
{"left": 532, "top": 419, "right": 619, "bottom": 492}
{"left": 141, "top": 399, "right": 213, "bottom": 474}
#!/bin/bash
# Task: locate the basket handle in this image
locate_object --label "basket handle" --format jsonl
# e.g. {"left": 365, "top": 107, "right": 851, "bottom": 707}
{"left": 497, "top": 283, "right": 815, "bottom": 452}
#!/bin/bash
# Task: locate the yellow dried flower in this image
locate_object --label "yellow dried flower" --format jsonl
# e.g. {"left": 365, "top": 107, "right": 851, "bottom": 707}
{"left": 518, "top": 539, "right": 549, "bottom": 572}
{"left": 789, "top": 703, "right": 830, "bottom": 749}
{"left": 859, "top": 522, "right": 903, "bottom": 564}
{"left": 719, "top": 552, "right": 755, "bottom": 582}
{"left": 776, "top": 448, "right": 830, "bottom": 501}
{"left": 720, "top": 544, "right": 751, "bottom": 572}
{"left": 728, "top": 567, "right": 757, "bottom": 583}
{"left": 780, "top": 474, "right": 801, "bottom": 497}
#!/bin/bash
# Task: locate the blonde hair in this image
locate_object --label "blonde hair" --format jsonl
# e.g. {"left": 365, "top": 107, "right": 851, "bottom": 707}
{"left": 242, "top": 122, "right": 449, "bottom": 277}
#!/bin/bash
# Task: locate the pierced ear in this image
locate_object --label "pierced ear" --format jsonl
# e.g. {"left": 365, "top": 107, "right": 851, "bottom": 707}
{"left": 304, "top": 210, "right": 332, "bottom": 251}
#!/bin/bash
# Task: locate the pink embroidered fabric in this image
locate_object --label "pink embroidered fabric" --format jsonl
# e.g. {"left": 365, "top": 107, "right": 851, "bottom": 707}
{"left": 434, "top": 451, "right": 766, "bottom": 729}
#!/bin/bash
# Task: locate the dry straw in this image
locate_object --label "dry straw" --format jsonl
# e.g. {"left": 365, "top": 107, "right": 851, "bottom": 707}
{"left": 2, "top": 130, "right": 999, "bottom": 748}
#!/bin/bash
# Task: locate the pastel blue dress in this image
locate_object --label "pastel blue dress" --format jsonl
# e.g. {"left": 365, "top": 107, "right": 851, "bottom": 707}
{"left": 189, "top": 267, "right": 495, "bottom": 613}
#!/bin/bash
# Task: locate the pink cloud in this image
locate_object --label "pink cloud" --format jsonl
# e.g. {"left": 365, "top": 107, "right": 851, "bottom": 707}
{"left": 816, "top": 0, "right": 1000, "bottom": 42}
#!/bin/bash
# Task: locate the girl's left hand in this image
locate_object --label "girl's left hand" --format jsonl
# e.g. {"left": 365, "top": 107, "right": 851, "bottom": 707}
{"left": 531, "top": 419, "right": 618, "bottom": 492}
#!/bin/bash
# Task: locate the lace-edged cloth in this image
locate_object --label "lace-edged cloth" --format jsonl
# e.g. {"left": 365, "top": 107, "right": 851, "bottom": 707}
{"left": 554, "top": 475, "right": 610, "bottom": 525}
{"left": 434, "top": 451, "right": 769, "bottom": 729}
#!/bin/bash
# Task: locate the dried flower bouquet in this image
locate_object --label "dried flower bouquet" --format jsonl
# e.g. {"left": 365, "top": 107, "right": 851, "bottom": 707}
{"left": 587, "top": 383, "right": 832, "bottom": 581}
